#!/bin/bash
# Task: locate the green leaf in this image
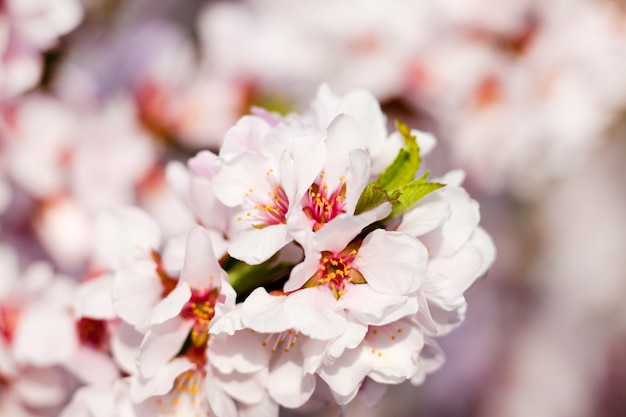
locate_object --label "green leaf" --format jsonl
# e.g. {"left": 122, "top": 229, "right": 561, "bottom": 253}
{"left": 375, "top": 121, "right": 421, "bottom": 190}
{"left": 354, "top": 182, "right": 400, "bottom": 215}
{"left": 388, "top": 180, "right": 445, "bottom": 219}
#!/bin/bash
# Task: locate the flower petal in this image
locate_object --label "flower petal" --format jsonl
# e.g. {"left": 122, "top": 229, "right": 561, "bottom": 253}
{"left": 355, "top": 230, "right": 427, "bottom": 295}
{"left": 137, "top": 317, "right": 194, "bottom": 378}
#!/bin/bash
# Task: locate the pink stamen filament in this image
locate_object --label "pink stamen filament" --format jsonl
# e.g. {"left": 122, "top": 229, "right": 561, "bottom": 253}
{"left": 302, "top": 176, "right": 346, "bottom": 231}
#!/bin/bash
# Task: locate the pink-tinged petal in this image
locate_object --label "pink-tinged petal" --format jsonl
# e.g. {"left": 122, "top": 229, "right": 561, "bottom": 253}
{"left": 355, "top": 230, "right": 427, "bottom": 295}
{"left": 283, "top": 287, "right": 346, "bottom": 340}
{"left": 228, "top": 224, "right": 290, "bottom": 265}
{"left": 180, "top": 226, "right": 226, "bottom": 289}
{"left": 422, "top": 272, "right": 467, "bottom": 312}
{"left": 283, "top": 251, "right": 321, "bottom": 292}
{"left": 64, "top": 347, "right": 119, "bottom": 386}
{"left": 323, "top": 115, "right": 363, "bottom": 182}
{"left": 365, "top": 318, "right": 425, "bottom": 385}
{"left": 420, "top": 186, "right": 480, "bottom": 257}
{"left": 318, "top": 347, "right": 371, "bottom": 405}
{"left": 287, "top": 136, "right": 327, "bottom": 202}
{"left": 59, "top": 385, "right": 115, "bottom": 417}
{"left": 112, "top": 260, "right": 162, "bottom": 327}
{"left": 428, "top": 228, "right": 495, "bottom": 294}
{"left": 370, "top": 131, "right": 403, "bottom": 176}
{"left": 187, "top": 150, "right": 220, "bottom": 178}
{"left": 95, "top": 207, "right": 160, "bottom": 270}
{"left": 137, "top": 317, "right": 194, "bottom": 379}
{"left": 238, "top": 395, "right": 279, "bottom": 417}
{"left": 338, "top": 285, "right": 418, "bottom": 327}
{"left": 13, "top": 367, "right": 71, "bottom": 408}
{"left": 220, "top": 115, "right": 273, "bottom": 158}
{"left": 343, "top": 149, "right": 371, "bottom": 212}
{"left": 212, "top": 152, "right": 277, "bottom": 207}
{"left": 111, "top": 322, "right": 143, "bottom": 375}
{"left": 359, "top": 378, "right": 388, "bottom": 408}
{"left": 210, "top": 303, "right": 243, "bottom": 336}
{"left": 410, "top": 337, "right": 446, "bottom": 385}
{"left": 325, "top": 319, "right": 368, "bottom": 360}
{"left": 251, "top": 106, "right": 282, "bottom": 127}
{"left": 397, "top": 193, "right": 452, "bottom": 237}
{"left": 74, "top": 274, "right": 116, "bottom": 320}
{"left": 241, "top": 288, "right": 291, "bottom": 332}
{"left": 218, "top": 368, "right": 268, "bottom": 405}
{"left": 336, "top": 89, "right": 387, "bottom": 151}
{"left": 311, "top": 202, "right": 391, "bottom": 252}
{"left": 426, "top": 301, "right": 467, "bottom": 336}
{"left": 143, "top": 282, "right": 190, "bottom": 328}
{"left": 301, "top": 338, "right": 329, "bottom": 375}
{"left": 210, "top": 331, "right": 267, "bottom": 375}
{"left": 130, "top": 357, "right": 194, "bottom": 403}
{"left": 13, "top": 307, "right": 78, "bottom": 366}
{"left": 205, "top": 368, "right": 238, "bottom": 417}
{"left": 267, "top": 347, "right": 315, "bottom": 408}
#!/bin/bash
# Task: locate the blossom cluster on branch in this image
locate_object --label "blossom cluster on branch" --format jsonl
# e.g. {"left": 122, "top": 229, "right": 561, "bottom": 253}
{"left": 0, "top": 85, "right": 495, "bottom": 417}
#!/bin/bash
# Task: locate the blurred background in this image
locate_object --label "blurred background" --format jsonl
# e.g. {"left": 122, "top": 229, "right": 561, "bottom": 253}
{"left": 1, "top": 0, "right": 625, "bottom": 416}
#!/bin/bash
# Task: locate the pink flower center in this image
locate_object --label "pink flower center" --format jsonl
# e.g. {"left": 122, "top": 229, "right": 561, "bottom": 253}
{"left": 76, "top": 317, "right": 109, "bottom": 352}
{"left": 0, "top": 305, "right": 19, "bottom": 344}
{"left": 302, "top": 176, "right": 346, "bottom": 231}
{"left": 180, "top": 288, "right": 220, "bottom": 348}
{"left": 309, "top": 243, "right": 366, "bottom": 299}
{"left": 238, "top": 170, "right": 289, "bottom": 227}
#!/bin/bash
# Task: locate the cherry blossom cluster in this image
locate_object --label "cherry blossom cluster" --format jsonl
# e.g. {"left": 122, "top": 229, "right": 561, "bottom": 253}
{"left": 13, "top": 85, "right": 491, "bottom": 417}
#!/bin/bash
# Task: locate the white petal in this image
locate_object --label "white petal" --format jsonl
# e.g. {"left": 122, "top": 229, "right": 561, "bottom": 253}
{"left": 95, "top": 207, "right": 160, "bottom": 270}
{"left": 111, "top": 322, "right": 143, "bottom": 375}
{"left": 311, "top": 202, "right": 391, "bottom": 252}
{"left": 355, "top": 230, "right": 427, "bottom": 295}
{"left": 112, "top": 260, "right": 163, "bottom": 328}
{"left": 397, "top": 193, "right": 452, "bottom": 237}
{"left": 13, "top": 307, "right": 78, "bottom": 366}
{"left": 241, "top": 288, "right": 291, "bottom": 332}
{"left": 238, "top": 395, "right": 279, "bottom": 417}
{"left": 137, "top": 318, "right": 194, "bottom": 378}
{"left": 218, "top": 368, "right": 268, "bottom": 405}
{"left": 283, "top": 287, "right": 346, "bottom": 340}
{"left": 228, "top": 224, "right": 290, "bottom": 265}
{"left": 64, "top": 347, "right": 119, "bottom": 386}
{"left": 205, "top": 368, "right": 238, "bottom": 417}
{"left": 180, "top": 226, "right": 226, "bottom": 290}
{"left": 267, "top": 348, "right": 315, "bottom": 408}
{"left": 210, "top": 331, "right": 267, "bottom": 375}
{"left": 74, "top": 274, "right": 116, "bottom": 320}
{"left": 338, "top": 285, "right": 418, "bottom": 327}
{"left": 144, "top": 282, "right": 190, "bottom": 328}
{"left": 130, "top": 357, "right": 194, "bottom": 403}
{"left": 420, "top": 186, "right": 480, "bottom": 257}
{"left": 318, "top": 347, "right": 371, "bottom": 405}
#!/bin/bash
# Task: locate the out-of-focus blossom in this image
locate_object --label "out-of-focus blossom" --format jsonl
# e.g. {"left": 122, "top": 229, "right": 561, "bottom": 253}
{"left": 0, "top": 0, "right": 83, "bottom": 99}
{"left": 198, "top": 0, "right": 434, "bottom": 103}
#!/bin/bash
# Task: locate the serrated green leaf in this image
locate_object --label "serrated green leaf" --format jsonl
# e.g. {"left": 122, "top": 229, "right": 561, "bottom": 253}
{"left": 374, "top": 121, "right": 422, "bottom": 190}
{"left": 354, "top": 182, "right": 400, "bottom": 215}
{"left": 387, "top": 180, "right": 445, "bottom": 219}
